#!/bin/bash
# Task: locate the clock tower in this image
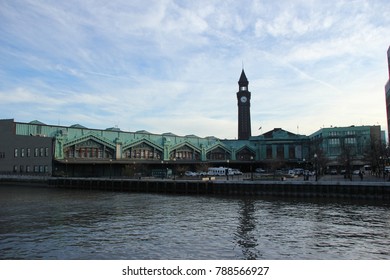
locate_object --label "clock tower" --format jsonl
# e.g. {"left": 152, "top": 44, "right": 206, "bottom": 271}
{"left": 237, "top": 69, "right": 252, "bottom": 140}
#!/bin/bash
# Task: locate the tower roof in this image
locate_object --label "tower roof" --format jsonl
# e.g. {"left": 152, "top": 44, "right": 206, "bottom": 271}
{"left": 238, "top": 69, "right": 248, "bottom": 86}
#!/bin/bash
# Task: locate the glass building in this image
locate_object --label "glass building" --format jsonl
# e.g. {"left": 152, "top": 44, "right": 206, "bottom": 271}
{"left": 309, "top": 125, "right": 382, "bottom": 172}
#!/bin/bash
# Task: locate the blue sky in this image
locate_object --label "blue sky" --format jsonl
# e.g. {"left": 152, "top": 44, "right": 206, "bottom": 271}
{"left": 1, "top": 0, "right": 390, "bottom": 139}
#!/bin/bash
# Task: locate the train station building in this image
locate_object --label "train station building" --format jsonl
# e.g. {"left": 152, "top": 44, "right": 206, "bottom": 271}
{"left": 0, "top": 119, "right": 311, "bottom": 177}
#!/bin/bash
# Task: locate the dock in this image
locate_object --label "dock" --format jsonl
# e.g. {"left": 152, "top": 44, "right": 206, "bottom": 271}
{"left": 1, "top": 175, "right": 390, "bottom": 201}
{"left": 44, "top": 177, "right": 390, "bottom": 201}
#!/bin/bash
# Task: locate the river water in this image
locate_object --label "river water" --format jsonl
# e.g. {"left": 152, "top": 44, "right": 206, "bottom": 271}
{"left": 1, "top": 184, "right": 390, "bottom": 260}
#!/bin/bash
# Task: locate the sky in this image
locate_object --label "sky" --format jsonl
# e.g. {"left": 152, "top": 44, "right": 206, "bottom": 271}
{"left": 1, "top": 0, "right": 390, "bottom": 139}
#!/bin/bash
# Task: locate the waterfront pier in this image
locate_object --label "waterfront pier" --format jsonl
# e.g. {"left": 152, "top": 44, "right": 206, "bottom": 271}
{"left": 1, "top": 174, "right": 390, "bottom": 201}
{"left": 44, "top": 177, "right": 390, "bottom": 201}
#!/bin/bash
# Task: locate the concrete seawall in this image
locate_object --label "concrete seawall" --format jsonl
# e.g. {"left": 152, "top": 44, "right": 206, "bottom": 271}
{"left": 44, "top": 177, "right": 390, "bottom": 201}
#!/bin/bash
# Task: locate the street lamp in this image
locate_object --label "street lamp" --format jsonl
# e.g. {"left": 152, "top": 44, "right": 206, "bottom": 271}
{"left": 226, "top": 159, "right": 230, "bottom": 181}
{"left": 380, "top": 156, "right": 386, "bottom": 181}
{"left": 250, "top": 156, "right": 254, "bottom": 181}
{"left": 109, "top": 159, "right": 112, "bottom": 179}
{"left": 173, "top": 158, "right": 176, "bottom": 180}
{"left": 314, "top": 153, "right": 318, "bottom": 181}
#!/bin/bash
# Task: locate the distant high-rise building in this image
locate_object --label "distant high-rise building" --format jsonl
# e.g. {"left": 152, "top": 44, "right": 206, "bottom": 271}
{"left": 388, "top": 46, "right": 390, "bottom": 78}
{"left": 385, "top": 46, "right": 390, "bottom": 142}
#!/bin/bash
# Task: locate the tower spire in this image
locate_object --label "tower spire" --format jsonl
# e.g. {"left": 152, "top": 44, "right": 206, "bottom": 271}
{"left": 238, "top": 69, "right": 248, "bottom": 87}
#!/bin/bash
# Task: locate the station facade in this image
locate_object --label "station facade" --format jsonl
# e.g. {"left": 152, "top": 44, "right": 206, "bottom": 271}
{"left": 2, "top": 118, "right": 382, "bottom": 177}
{"left": 0, "top": 118, "right": 312, "bottom": 176}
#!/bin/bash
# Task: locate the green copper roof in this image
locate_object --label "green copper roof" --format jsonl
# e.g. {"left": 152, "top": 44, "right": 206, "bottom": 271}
{"left": 70, "top": 124, "right": 87, "bottom": 129}
{"left": 29, "top": 120, "right": 46, "bottom": 125}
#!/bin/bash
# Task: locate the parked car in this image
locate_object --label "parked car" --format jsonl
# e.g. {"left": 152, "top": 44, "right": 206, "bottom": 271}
{"left": 286, "top": 170, "right": 297, "bottom": 178}
{"left": 287, "top": 170, "right": 296, "bottom": 176}
{"left": 185, "top": 171, "right": 197, "bottom": 176}
{"left": 293, "top": 168, "right": 304, "bottom": 176}
{"left": 231, "top": 169, "right": 243, "bottom": 175}
{"left": 255, "top": 168, "right": 266, "bottom": 173}
{"left": 330, "top": 169, "right": 337, "bottom": 175}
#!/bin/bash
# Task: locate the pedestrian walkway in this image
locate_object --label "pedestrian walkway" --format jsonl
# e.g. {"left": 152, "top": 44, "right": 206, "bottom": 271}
{"left": 303, "top": 174, "right": 389, "bottom": 183}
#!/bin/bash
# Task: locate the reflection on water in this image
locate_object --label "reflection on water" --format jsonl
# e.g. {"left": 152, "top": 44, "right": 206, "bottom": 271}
{"left": 235, "top": 200, "right": 259, "bottom": 259}
{"left": 0, "top": 184, "right": 390, "bottom": 259}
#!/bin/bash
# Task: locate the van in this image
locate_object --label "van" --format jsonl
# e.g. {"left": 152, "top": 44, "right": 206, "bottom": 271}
{"left": 208, "top": 167, "right": 233, "bottom": 176}
{"left": 363, "top": 165, "right": 371, "bottom": 172}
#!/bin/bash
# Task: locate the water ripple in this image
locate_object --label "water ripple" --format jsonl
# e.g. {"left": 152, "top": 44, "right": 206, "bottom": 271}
{"left": 1, "top": 185, "right": 390, "bottom": 259}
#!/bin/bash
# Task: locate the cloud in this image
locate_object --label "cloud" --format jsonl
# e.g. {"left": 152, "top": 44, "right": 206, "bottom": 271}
{"left": 1, "top": 0, "right": 390, "bottom": 139}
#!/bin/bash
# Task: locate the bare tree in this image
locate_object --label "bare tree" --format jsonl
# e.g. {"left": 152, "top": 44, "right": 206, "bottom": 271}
{"left": 338, "top": 144, "right": 354, "bottom": 180}
{"left": 363, "top": 139, "right": 387, "bottom": 176}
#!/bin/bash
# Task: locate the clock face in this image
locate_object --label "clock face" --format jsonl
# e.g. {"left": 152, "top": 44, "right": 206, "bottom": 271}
{"left": 240, "top": 96, "right": 247, "bottom": 103}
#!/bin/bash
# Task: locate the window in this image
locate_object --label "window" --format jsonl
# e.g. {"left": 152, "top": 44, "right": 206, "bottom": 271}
{"left": 21, "top": 148, "right": 25, "bottom": 157}
{"left": 27, "top": 148, "right": 31, "bottom": 157}
{"left": 26, "top": 166, "right": 31, "bottom": 173}
{"left": 13, "top": 165, "right": 18, "bottom": 172}
{"left": 277, "top": 145, "right": 284, "bottom": 159}
{"left": 45, "top": 147, "right": 49, "bottom": 157}
{"left": 266, "top": 145, "right": 272, "bottom": 159}
{"left": 329, "top": 146, "right": 340, "bottom": 156}
{"left": 345, "top": 138, "right": 356, "bottom": 144}
{"left": 289, "top": 146, "right": 295, "bottom": 159}
{"left": 14, "top": 148, "right": 18, "bottom": 157}
{"left": 40, "top": 148, "right": 44, "bottom": 157}
{"left": 34, "top": 148, "right": 39, "bottom": 157}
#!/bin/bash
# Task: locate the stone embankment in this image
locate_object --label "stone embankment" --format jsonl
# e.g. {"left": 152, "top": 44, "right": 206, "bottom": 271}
{"left": 1, "top": 175, "right": 389, "bottom": 201}
{"left": 47, "top": 177, "right": 390, "bottom": 201}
